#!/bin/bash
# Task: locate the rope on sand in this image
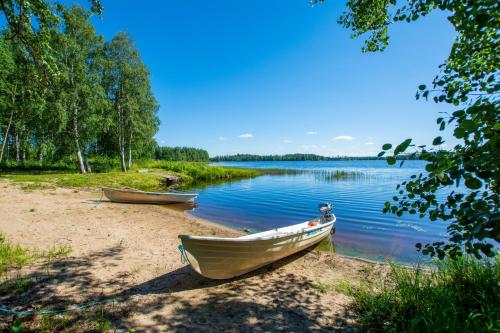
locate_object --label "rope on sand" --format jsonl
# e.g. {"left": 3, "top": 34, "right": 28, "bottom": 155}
{"left": 0, "top": 298, "right": 116, "bottom": 316}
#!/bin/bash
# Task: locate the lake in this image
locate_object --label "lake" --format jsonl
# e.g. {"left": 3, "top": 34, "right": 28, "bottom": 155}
{"left": 187, "top": 160, "right": 449, "bottom": 263}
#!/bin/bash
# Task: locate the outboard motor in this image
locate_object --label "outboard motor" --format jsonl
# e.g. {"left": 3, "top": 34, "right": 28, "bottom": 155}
{"left": 318, "top": 203, "right": 334, "bottom": 223}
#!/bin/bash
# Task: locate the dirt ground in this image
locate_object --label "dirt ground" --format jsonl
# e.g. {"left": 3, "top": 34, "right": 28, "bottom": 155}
{"left": 0, "top": 180, "right": 383, "bottom": 332}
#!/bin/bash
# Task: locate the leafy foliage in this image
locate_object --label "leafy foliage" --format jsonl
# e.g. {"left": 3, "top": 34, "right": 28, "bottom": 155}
{"left": 0, "top": 5, "right": 159, "bottom": 173}
{"left": 322, "top": 0, "right": 500, "bottom": 258}
{"left": 341, "top": 256, "right": 500, "bottom": 332}
{"left": 0, "top": 0, "right": 102, "bottom": 76}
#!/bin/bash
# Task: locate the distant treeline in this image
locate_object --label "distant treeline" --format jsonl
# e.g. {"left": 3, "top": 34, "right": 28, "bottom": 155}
{"left": 210, "top": 153, "right": 422, "bottom": 162}
{"left": 155, "top": 147, "right": 209, "bottom": 162}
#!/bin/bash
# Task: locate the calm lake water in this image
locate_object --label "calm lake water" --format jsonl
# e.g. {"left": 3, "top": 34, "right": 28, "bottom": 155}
{"left": 187, "top": 160, "right": 449, "bottom": 263}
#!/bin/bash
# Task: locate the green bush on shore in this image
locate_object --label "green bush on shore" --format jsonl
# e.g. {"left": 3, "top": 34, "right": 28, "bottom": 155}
{"left": 339, "top": 255, "right": 500, "bottom": 332}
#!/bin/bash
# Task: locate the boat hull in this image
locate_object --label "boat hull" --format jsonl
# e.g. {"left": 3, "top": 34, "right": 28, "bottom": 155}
{"left": 103, "top": 187, "right": 197, "bottom": 204}
{"left": 179, "top": 221, "right": 334, "bottom": 279}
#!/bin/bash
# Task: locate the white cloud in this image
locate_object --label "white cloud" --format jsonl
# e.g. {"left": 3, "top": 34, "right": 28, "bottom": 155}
{"left": 332, "top": 135, "right": 354, "bottom": 141}
{"left": 365, "top": 142, "right": 375, "bottom": 145}
{"left": 218, "top": 136, "right": 226, "bottom": 140}
{"left": 320, "top": 145, "right": 327, "bottom": 149}
{"left": 306, "top": 131, "right": 318, "bottom": 135}
{"left": 283, "top": 139, "right": 292, "bottom": 144}
{"left": 238, "top": 133, "right": 253, "bottom": 139}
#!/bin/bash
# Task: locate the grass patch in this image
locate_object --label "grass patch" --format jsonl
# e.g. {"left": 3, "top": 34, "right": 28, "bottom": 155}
{"left": 137, "top": 160, "right": 260, "bottom": 182}
{"left": 0, "top": 234, "right": 33, "bottom": 275}
{"left": 311, "top": 281, "right": 335, "bottom": 294}
{"left": 0, "top": 233, "right": 71, "bottom": 277}
{"left": 312, "top": 170, "right": 366, "bottom": 182}
{"left": 39, "top": 315, "right": 71, "bottom": 332}
{"left": 0, "top": 275, "right": 35, "bottom": 294}
{"left": 3, "top": 172, "right": 170, "bottom": 192}
{"left": 342, "top": 256, "right": 500, "bottom": 332}
{"left": 2, "top": 161, "right": 263, "bottom": 191}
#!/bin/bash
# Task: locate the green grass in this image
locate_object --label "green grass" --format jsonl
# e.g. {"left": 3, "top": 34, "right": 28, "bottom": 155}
{"left": 312, "top": 169, "right": 366, "bottom": 182}
{"left": 340, "top": 255, "right": 500, "bottom": 332}
{"left": 136, "top": 160, "right": 260, "bottom": 181}
{"left": 0, "top": 275, "right": 35, "bottom": 294}
{"left": 3, "top": 172, "right": 172, "bottom": 192}
{"left": 0, "top": 234, "right": 33, "bottom": 275}
{"left": 1, "top": 161, "right": 264, "bottom": 191}
{"left": 0, "top": 233, "right": 72, "bottom": 276}
{"left": 311, "top": 281, "right": 335, "bottom": 294}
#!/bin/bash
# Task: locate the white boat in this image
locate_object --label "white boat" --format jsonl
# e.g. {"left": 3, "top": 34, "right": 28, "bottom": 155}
{"left": 178, "top": 203, "right": 336, "bottom": 279}
{"left": 102, "top": 187, "right": 197, "bottom": 204}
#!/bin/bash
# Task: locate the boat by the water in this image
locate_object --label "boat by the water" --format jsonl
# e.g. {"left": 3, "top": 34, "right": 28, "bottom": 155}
{"left": 103, "top": 187, "right": 197, "bottom": 204}
{"left": 178, "top": 203, "right": 336, "bottom": 279}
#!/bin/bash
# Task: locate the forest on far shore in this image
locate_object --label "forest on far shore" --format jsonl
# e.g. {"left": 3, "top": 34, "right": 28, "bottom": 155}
{"left": 210, "top": 153, "right": 422, "bottom": 162}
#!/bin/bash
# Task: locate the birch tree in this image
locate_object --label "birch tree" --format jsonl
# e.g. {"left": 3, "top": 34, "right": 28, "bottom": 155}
{"left": 103, "top": 32, "right": 159, "bottom": 172}
{"left": 54, "top": 5, "right": 107, "bottom": 173}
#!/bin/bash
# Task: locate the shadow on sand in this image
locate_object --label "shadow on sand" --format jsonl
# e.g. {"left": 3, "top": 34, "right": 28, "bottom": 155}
{"left": 0, "top": 245, "right": 359, "bottom": 332}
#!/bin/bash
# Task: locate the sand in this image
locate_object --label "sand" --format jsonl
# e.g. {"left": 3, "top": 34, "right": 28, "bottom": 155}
{"left": 0, "top": 180, "right": 382, "bottom": 332}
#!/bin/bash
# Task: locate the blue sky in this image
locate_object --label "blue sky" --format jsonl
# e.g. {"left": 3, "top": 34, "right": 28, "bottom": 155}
{"left": 86, "top": 0, "right": 456, "bottom": 157}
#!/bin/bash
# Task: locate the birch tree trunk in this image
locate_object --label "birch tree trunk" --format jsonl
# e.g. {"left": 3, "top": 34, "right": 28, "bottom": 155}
{"left": 128, "top": 130, "right": 132, "bottom": 169}
{"left": 72, "top": 102, "right": 87, "bottom": 174}
{"left": 0, "top": 107, "right": 14, "bottom": 164}
{"left": 14, "top": 127, "right": 20, "bottom": 163}
{"left": 117, "top": 102, "right": 127, "bottom": 172}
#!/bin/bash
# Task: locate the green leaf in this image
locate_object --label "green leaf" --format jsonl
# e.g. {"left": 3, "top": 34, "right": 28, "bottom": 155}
{"left": 386, "top": 156, "right": 396, "bottom": 165}
{"left": 432, "top": 136, "right": 443, "bottom": 145}
{"left": 394, "top": 138, "right": 412, "bottom": 155}
{"left": 418, "top": 84, "right": 426, "bottom": 90}
{"left": 382, "top": 143, "right": 392, "bottom": 150}
{"left": 461, "top": 120, "right": 477, "bottom": 131}
{"left": 465, "top": 178, "right": 482, "bottom": 190}
{"left": 377, "top": 151, "right": 385, "bottom": 157}
{"left": 454, "top": 127, "right": 465, "bottom": 138}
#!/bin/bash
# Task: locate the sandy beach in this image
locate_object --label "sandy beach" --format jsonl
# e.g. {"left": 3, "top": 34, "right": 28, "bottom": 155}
{"left": 0, "top": 180, "right": 380, "bottom": 332}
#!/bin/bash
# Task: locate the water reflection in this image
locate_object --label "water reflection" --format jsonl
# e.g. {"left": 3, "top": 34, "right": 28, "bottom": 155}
{"left": 164, "top": 202, "right": 198, "bottom": 212}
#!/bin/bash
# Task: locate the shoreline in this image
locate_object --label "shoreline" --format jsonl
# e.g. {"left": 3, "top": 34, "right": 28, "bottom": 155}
{"left": 0, "top": 181, "right": 384, "bottom": 331}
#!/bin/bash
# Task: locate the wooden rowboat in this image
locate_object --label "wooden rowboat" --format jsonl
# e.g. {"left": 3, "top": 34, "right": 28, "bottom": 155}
{"left": 102, "top": 187, "right": 197, "bottom": 204}
{"left": 178, "top": 203, "right": 336, "bottom": 279}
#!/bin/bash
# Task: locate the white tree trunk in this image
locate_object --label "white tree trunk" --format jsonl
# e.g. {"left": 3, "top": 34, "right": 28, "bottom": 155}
{"left": 73, "top": 103, "right": 87, "bottom": 174}
{"left": 118, "top": 103, "right": 127, "bottom": 172}
{"left": 128, "top": 131, "right": 132, "bottom": 170}
{"left": 0, "top": 108, "right": 14, "bottom": 164}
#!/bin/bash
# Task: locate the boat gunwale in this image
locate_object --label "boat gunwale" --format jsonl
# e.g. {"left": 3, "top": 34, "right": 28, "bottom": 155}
{"left": 178, "top": 215, "right": 336, "bottom": 242}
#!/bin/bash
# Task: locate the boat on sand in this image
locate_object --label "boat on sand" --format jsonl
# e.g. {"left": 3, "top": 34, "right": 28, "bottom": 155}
{"left": 178, "top": 203, "right": 336, "bottom": 279}
{"left": 102, "top": 187, "right": 197, "bottom": 204}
